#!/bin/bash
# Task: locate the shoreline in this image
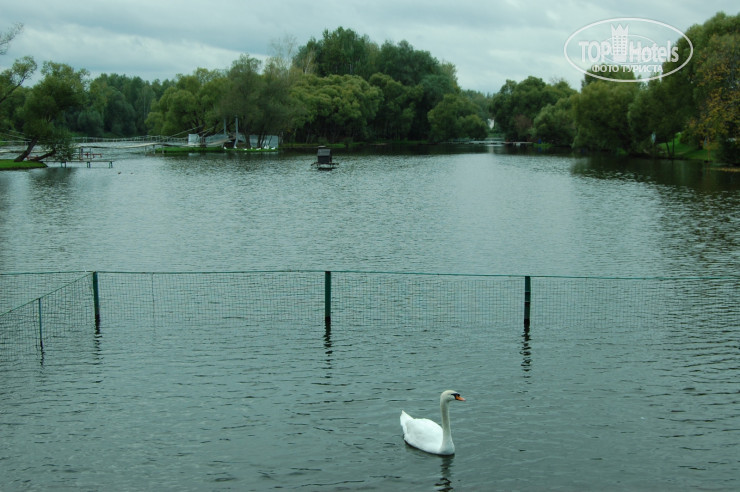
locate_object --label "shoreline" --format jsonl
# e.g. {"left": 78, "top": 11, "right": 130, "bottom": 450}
{"left": 0, "top": 159, "right": 47, "bottom": 170}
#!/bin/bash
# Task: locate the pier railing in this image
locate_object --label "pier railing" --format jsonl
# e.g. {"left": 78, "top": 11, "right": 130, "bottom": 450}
{"left": 1, "top": 270, "right": 737, "bottom": 360}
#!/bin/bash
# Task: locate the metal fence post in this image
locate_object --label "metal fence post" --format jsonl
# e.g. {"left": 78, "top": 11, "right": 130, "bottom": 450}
{"left": 37, "top": 298, "right": 44, "bottom": 351}
{"left": 92, "top": 271, "right": 101, "bottom": 331}
{"left": 324, "top": 271, "right": 332, "bottom": 327}
{"left": 524, "top": 275, "right": 531, "bottom": 330}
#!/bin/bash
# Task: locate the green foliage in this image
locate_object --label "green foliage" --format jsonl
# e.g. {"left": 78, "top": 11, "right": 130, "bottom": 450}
{"left": 493, "top": 12, "right": 737, "bottom": 161}
{"left": 428, "top": 93, "right": 488, "bottom": 141}
{"left": 14, "top": 62, "right": 88, "bottom": 161}
{"left": 462, "top": 89, "right": 493, "bottom": 124}
{"left": 62, "top": 73, "right": 158, "bottom": 137}
{"left": 689, "top": 31, "right": 739, "bottom": 163}
{"left": 319, "top": 27, "right": 378, "bottom": 78}
{"left": 369, "top": 73, "right": 421, "bottom": 140}
{"left": 254, "top": 59, "right": 299, "bottom": 146}
{"left": 2, "top": 25, "right": 479, "bottom": 147}
{"left": 291, "top": 32, "right": 459, "bottom": 141}
{"left": 490, "top": 76, "right": 575, "bottom": 141}
{"left": 291, "top": 74, "right": 382, "bottom": 143}
{"left": 76, "top": 107, "right": 104, "bottom": 136}
{"left": 627, "top": 79, "right": 685, "bottom": 156}
{"left": 651, "top": 11, "right": 740, "bottom": 162}
{"left": 533, "top": 96, "right": 575, "bottom": 146}
{"left": 0, "top": 24, "right": 37, "bottom": 131}
{"left": 292, "top": 27, "right": 379, "bottom": 79}
{"left": 51, "top": 128, "right": 77, "bottom": 162}
{"left": 376, "top": 40, "right": 440, "bottom": 87}
{"left": 4, "top": 13, "right": 736, "bottom": 161}
{"left": 0, "top": 56, "right": 36, "bottom": 107}
{"left": 218, "top": 54, "right": 263, "bottom": 138}
{"left": 145, "top": 67, "right": 227, "bottom": 136}
{"left": 414, "top": 68, "right": 460, "bottom": 138}
{"left": 572, "top": 79, "right": 639, "bottom": 152}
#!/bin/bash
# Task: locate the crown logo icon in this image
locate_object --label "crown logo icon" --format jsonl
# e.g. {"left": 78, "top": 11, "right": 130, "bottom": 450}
{"left": 611, "top": 24, "right": 629, "bottom": 62}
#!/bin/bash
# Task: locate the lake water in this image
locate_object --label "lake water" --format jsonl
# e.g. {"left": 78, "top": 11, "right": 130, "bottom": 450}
{"left": 1, "top": 146, "right": 738, "bottom": 275}
{"left": 1, "top": 147, "right": 738, "bottom": 490}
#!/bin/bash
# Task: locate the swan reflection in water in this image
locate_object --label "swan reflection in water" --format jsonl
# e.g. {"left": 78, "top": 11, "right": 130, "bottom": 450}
{"left": 435, "top": 455, "right": 454, "bottom": 491}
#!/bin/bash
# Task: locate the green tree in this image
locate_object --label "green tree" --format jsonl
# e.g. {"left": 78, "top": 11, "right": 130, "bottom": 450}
{"left": 533, "top": 96, "right": 576, "bottom": 146}
{"left": 572, "top": 74, "right": 639, "bottom": 152}
{"left": 146, "top": 68, "right": 226, "bottom": 136}
{"left": 689, "top": 32, "right": 739, "bottom": 163}
{"left": 318, "top": 27, "right": 378, "bottom": 78}
{"left": 491, "top": 76, "right": 574, "bottom": 141}
{"left": 627, "top": 79, "right": 682, "bottom": 156}
{"left": 369, "top": 72, "right": 421, "bottom": 140}
{"left": 0, "top": 56, "right": 36, "bottom": 108}
{"left": 291, "top": 74, "right": 381, "bottom": 143}
{"left": 96, "top": 74, "right": 156, "bottom": 135}
{"left": 292, "top": 33, "right": 459, "bottom": 141}
{"left": 219, "top": 54, "right": 264, "bottom": 144}
{"left": 654, "top": 11, "right": 740, "bottom": 159}
{"left": 83, "top": 75, "right": 140, "bottom": 137}
{"left": 376, "top": 40, "right": 439, "bottom": 86}
{"left": 428, "top": 93, "right": 488, "bottom": 142}
{"left": 293, "top": 27, "right": 378, "bottom": 79}
{"left": 252, "top": 54, "right": 300, "bottom": 147}
{"left": 293, "top": 38, "right": 320, "bottom": 75}
{"left": 373, "top": 39, "right": 460, "bottom": 139}
{"left": 1, "top": 23, "right": 36, "bottom": 134}
{"left": 412, "top": 66, "right": 459, "bottom": 140}
{"left": 75, "top": 107, "right": 104, "bottom": 136}
{"left": 462, "top": 89, "right": 493, "bottom": 125}
{"left": 14, "top": 62, "right": 87, "bottom": 161}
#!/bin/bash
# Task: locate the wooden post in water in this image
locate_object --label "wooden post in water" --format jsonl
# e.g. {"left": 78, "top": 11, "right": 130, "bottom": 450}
{"left": 523, "top": 276, "right": 531, "bottom": 331}
{"left": 92, "top": 271, "right": 101, "bottom": 332}
{"left": 324, "top": 271, "right": 332, "bottom": 327}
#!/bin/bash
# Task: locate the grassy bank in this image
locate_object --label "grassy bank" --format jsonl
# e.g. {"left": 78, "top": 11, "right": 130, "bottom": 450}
{"left": 0, "top": 159, "right": 46, "bottom": 170}
{"left": 658, "top": 135, "right": 713, "bottom": 162}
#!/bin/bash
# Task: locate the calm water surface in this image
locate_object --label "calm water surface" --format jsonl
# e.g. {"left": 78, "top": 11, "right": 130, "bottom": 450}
{"left": 1, "top": 147, "right": 738, "bottom": 490}
{"left": 1, "top": 147, "right": 738, "bottom": 275}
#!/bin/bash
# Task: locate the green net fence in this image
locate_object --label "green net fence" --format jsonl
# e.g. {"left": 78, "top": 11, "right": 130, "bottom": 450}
{"left": 0, "top": 272, "right": 96, "bottom": 359}
{"left": 1, "top": 270, "right": 738, "bottom": 361}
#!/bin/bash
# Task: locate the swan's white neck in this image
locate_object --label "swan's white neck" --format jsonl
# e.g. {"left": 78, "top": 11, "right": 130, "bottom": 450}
{"left": 439, "top": 398, "right": 455, "bottom": 454}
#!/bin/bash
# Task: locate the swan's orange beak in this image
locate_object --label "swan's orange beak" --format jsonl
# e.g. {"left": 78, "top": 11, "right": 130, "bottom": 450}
{"left": 455, "top": 395, "right": 465, "bottom": 401}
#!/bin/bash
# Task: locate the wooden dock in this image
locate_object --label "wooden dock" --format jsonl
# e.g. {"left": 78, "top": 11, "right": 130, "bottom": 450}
{"left": 58, "top": 159, "right": 114, "bottom": 168}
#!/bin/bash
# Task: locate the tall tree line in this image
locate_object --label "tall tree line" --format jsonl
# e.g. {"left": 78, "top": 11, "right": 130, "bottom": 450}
{"left": 490, "top": 12, "right": 739, "bottom": 163}
{"left": 2, "top": 13, "right": 737, "bottom": 163}
{"left": 1, "top": 26, "right": 490, "bottom": 160}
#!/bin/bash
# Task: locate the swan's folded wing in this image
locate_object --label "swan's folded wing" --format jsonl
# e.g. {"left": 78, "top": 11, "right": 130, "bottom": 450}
{"left": 402, "top": 417, "right": 443, "bottom": 453}
{"left": 400, "top": 410, "right": 412, "bottom": 430}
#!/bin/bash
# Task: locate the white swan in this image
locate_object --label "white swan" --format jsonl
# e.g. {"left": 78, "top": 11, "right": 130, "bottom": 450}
{"left": 400, "top": 390, "right": 465, "bottom": 455}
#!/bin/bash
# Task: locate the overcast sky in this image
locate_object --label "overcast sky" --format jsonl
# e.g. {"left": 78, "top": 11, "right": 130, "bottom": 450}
{"left": 1, "top": 0, "right": 736, "bottom": 93}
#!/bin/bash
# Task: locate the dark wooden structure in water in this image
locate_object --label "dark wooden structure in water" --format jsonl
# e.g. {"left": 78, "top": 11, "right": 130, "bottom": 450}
{"left": 313, "top": 146, "right": 337, "bottom": 170}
